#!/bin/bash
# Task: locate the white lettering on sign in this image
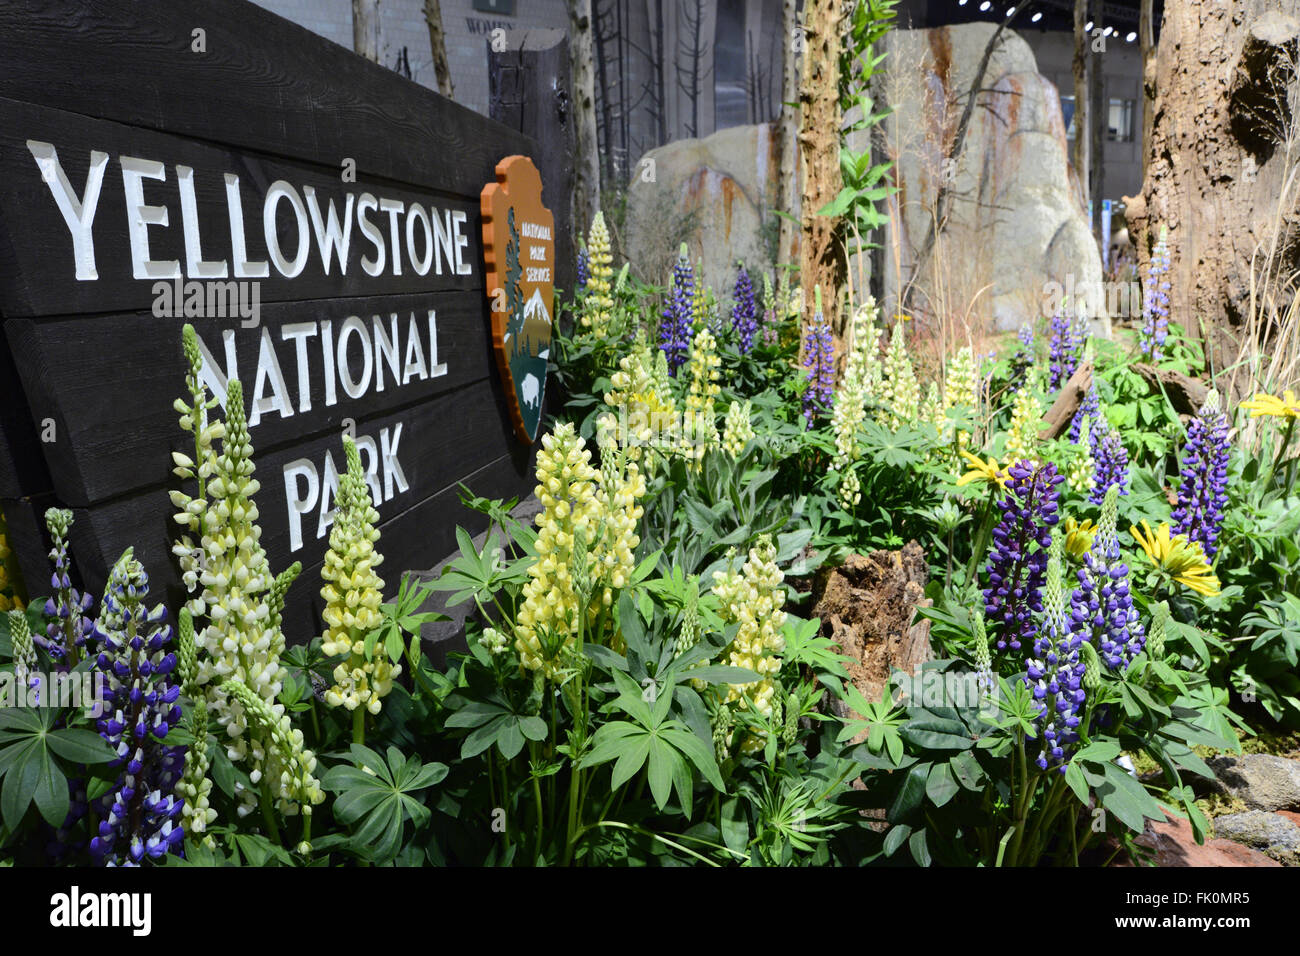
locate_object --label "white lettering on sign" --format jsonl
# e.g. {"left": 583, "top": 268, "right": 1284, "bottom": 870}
{"left": 282, "top": 424, "right": 408, "bottom": 552}
{"left": 26, "top": 144, "right": 479, "bottom": 284}
{"left": 192, "top": 309, "right": 448, "bottom": 426}
{"left": 224, "top": 173, "right": 270, "bottom": 278}
{"left": 175, "top": 166, "right": 228, "bottom": 279}
{"left": 263, "top": 181, "right": 310, "bottom": 278}
{"left": 27, "top": 142, "right": 108, "bottom": 281}
{"left": 120, "top": 156, "right": 181, "bottom": 280}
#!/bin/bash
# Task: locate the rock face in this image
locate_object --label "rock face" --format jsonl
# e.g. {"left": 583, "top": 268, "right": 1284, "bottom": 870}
{"left": 624, "top": 124, "right": 780, "bottom": 294}
{"left": 812, "top": 541, "right": 933, "bottom": 715}
{"left": 1208, "top": 754, "right": 1300, "bottom": 812}
{"left": 1134, "top": 812, "right": 1282, "bottom": 867}
{"left": 868, "top": 23, "right": 1109, "bottom": 334}
{"left": 1212, "top": 811, "right": 1300, "bottom": 866}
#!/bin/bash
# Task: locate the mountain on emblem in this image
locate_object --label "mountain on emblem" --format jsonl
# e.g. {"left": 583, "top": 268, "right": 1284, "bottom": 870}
{"left": 480, "top": 156, "right": 556, "bottom": 444}
{"left": 524, "top": 287, "right": 552, "bottom": 325}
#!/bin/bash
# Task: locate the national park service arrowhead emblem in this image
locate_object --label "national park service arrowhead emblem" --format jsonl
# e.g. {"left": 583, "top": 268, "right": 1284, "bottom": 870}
{"left": 481, "top": 155, "right": 555, "bottom": 444}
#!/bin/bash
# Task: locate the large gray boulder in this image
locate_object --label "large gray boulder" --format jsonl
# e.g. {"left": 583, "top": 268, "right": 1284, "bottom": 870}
{"left": 1208, "top": 754, "right": 1300, "bottom": 811}
{"left": 624, "top": 124, "right": 780, "bottom": 294}
{"left": 1212, "top": 810, "right": 1300, "bottom": 866}
{"left": 868, "top": 23, "right": 1109, "bottom": 334}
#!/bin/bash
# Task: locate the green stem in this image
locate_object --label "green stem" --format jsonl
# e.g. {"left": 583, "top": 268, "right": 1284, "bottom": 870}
{"left": 259, "top": 780, "right": 281, "bottom": 845}
{"left": 352, "top": 708, "right": 365, "bottom": 747}
{"left": 995, "top": 826, "right": 1016, "bottom": 867}
{"left": 578, "top": 820, "right": 735, "bottom": 866}
{"left": 500, "top": 762, "right": 512, "bottom": 852}
{"left": 1265, "top": 416, "right": 1296, "bottom": 492}
{"left": 963, "top": 490, "right": 996, "bottom": 594}
{"left": 564, "top": 765, "right": 582, "bottom": 866}
{"left": 531, "top": 745, "right": 545, "bottom": 856}
{"left": 1280, "top": 417, "right": 1298, "bottom": 495}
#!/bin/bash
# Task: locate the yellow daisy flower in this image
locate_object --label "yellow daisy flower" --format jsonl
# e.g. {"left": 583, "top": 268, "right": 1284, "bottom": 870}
{"left": 957, "top": 450, "right": 1009, "bottom": 490}
{"left": 1240, "top": 389, "right": 1300, "bottom": 419}
{"left": 1129, "top": 521, "right": 1222, "bottom": 597}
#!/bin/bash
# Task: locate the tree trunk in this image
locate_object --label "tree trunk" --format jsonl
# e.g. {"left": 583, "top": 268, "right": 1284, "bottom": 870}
{"left": 1090, "top": 4, "right": 1105, "bottom": 246}
{"left": 776, "top": 0, "right": 801, "bottom": 266}
{"left": 593, "top": 0, "right": 615, "bottom": 184}
{"left": 352, "top": 0, "right": 380, "bottom": 63}
{"left": 653, "top": 0, "right": 667, "bottom": 145}
{"left": 798, "top": 0, "right": 845, "bottom": 340}
{"left": 1072, "top": 0, "right": 1089, "bottom": 207}
{"left": 1140, "top": 0, "right": 1156, "bottom": 163}
{"left": 1126, "top": 1, "right": 1300, "bottom": 374}
{"left": 568, "top": 0, "right": 601, "bottom": 242}
{"left": 422, "top": 0, "right": 454, "bottom": 98}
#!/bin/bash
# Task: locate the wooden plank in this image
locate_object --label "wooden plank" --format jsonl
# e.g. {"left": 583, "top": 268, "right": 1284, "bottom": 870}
{"left": 4, "top": 291, "right": 498, "bottom": 506}
{"left": 276, "top": 449, "right": 535, "bottom": 647}
{"left": 0, "top": 492, "right": 60, "bottom": 600}
{"left": 0, "top": 97, "right": 484, "bottom": 318}
{"left": 0, "top": 0, "right": 536, "bottom": 201}
{"left": 61, "top": 375, "right": 523, "bottom": 592}
{"left": 0, "top": 0, "right": 561, "bottom": 642}
{"left": 0, "top": 333, "right": 52, "bottom": 498}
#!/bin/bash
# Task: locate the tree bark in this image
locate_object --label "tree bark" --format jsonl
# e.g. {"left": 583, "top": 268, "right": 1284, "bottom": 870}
{"left": 1140, "top": 0, "right": 1156, "bottom": 163}
{"left": 1126, "top": 1, "right": 1300, "bottom": 372}
{"left": 1072, "top": 0, "right": 1090, "bottom": 207}
{"left": 797, "top": 0, "right": 845, "bottom": 341}
{"left": 1090, "top": 4, "right": 1105, "bottom": 245}
{"left": 568, "top": 0, "right": 602, "bottom": 243}
{"left": 776, "top": 0, "right": 801, "bottom": 266}
{"left": 593, "top": 0, "right": 616, "bottom": 184}
{"left": 422, "top": 0, "right": 454, "bottom": 98}
{"left": 352, "top": 0, "right": 380, "bottom": 63}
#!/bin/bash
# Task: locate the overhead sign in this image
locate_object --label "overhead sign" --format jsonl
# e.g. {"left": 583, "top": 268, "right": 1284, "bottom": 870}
{"left": 480, "top": 156, "right": 556, "bottom": 443}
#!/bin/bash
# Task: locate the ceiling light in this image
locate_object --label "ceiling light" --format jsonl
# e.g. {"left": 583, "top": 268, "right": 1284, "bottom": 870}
{"left": 1126, "top": 31, "right": 1137, "bottom": 42}
{"left": 1031, "top": 11, "right": 1042, "bottom": 22}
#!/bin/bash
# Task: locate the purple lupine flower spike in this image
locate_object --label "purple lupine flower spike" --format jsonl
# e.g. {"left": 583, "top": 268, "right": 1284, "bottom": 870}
{"left": 1070, "top": 484, "right": 1145, "bottom": 670}
{"left": 801, "top": 290, "right": 835, "bottom": 429}
{"left": 1140, "top": 226, "right": 1171, "bottom": 361}
{"left": 1090, "top": 422, "right": 1130, "bottom": 504}
{"left": 731, "top": 264, "right": 758, "bottom": 354}
{"left": 1048, "top": 313, "right": 1073, "bottom": 390}
{"left": 660, "top": 244, "right": 695, "bottom": 375}
{"left": 1172, "top": 391, "right": 1231, "bottom": 559}
{"left": 1026, "top": 537, "right": 1087, "bottom": 770}
{"left": 983, "top": 460, "right": 1064, "bottom": 651}
{"left": 575, "top": 247, "right": 589, "bottom": 295}
{"left": 1069, "top": 385, "right": 1100, "bottom": 444}
{"left": 88, "top": 550, "right": 186, "bottom": 866}
{"left": 40, "top": 509, "right": 94, "bottom": 666}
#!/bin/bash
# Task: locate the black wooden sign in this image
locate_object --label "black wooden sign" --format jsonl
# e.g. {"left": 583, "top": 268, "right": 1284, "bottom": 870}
{"left": 0, "top": 0, "right": 565, "bottom": 638}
